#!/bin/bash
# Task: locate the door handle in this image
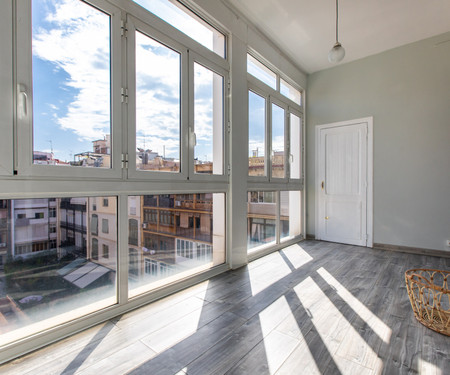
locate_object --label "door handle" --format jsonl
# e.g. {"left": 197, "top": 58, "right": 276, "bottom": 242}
{"left": 321, "top": 181, "right": 324, "bottom": 190}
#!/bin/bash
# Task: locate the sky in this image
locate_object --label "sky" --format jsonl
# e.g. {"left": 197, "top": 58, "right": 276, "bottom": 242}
{"left": 32, "top": 0, "right": 223, "bottom": 165}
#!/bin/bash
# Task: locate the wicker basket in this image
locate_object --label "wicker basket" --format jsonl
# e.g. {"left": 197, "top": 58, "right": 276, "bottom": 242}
{"left": 405, "top": 268, "right": 450, "bottom": 336}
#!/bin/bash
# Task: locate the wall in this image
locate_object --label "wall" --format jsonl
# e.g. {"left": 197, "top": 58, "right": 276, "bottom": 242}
{"left": 306, "top": 32, "right": 450, "bottom": 251}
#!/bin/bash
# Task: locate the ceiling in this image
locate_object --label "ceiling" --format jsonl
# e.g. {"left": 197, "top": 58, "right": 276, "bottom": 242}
{"left": 223, "top": 0, "right": 450, "bottom": 74}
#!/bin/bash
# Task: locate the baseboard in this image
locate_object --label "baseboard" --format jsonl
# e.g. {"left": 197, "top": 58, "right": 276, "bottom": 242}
{"left": 306, "top": 234, "right": 315, "bottom": 240}
{"left": 373, "top": 243, "right": 450, "bottom": 258}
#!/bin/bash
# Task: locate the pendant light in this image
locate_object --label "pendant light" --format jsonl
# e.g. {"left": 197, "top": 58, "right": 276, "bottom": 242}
{"left": 328, "top": 0, "right": 345, "bottom": 63}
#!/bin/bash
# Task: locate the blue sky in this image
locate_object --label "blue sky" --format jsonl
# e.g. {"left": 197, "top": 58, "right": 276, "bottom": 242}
{"left": 32, "top": 0, "right": 220, "bottom": 164}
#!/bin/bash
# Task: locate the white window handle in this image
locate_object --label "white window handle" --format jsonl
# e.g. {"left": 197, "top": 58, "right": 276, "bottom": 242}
{"left": 18, "top": 84, "right": 28, "bottom": 118}
{"left": 190, "top": 130, "right": 197, "bottom": 146}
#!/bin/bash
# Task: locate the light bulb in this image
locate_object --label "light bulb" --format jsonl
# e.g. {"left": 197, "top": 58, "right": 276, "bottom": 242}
{"left": 328, "top": 42, "right": 345, "bottom": 63}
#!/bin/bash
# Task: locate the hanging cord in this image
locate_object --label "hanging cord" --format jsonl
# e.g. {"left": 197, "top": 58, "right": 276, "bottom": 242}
{"left": 335, "top": 0, "right": 339, "bottom": 43}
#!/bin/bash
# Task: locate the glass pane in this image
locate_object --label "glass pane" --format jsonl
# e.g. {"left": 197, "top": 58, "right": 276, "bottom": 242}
{"left": 133, "top": 0, "right": 225, "bottom": 58}
{"left": 32, "top": 0, "right": 111, "bottom": 168}
{"left": 248, "top": 91, "right": 266, "bottom": 177}
{"left": 280, "top": 191, "right": 302, "bottom": 242}
{"left": 0, "top": 197, "right": 117, "bottom": 347}
{"left": 247, "top": 191, "right": 276, "bottom": 251}
{"left": 194, "top": 63, "right": 223, "bottom": 175}
{"left": 271, "top": 104, "right": 285, "bottom": 178}
{"left": 280, "top": 78, "right": 301, "bottom": 105}
{"left": 135, "top": 32, "right": 181, "bottom": 172}
{"left": 128, "top": 193, "right": 225, "bottom": 297}
{"left": 290, "top": 113, "right": 301, "bottom": 179}
{"left": 247, "top": 54, "right": 276, "bottom": 90}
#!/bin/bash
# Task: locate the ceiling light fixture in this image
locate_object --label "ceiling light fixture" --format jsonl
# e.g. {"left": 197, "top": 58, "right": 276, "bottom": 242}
{"left": 328, "top": 0, "right": 345, "bottom": 63}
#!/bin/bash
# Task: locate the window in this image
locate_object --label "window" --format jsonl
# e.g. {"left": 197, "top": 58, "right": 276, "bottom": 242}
{"left": 128, "top": 219, "right": 139, "bottom": 246}
{"left": 0, "top": 196, "right": 117, "bottom": 347}
{"left": 280, "top": 78, "right": 301, "bottom": 105}
{"left": 91, "top": 214, "right": 98, "bottom": 235}
{"left": 129, "top": 193, "right": 225, "bottom": 297}
{"left": 31, "top": 0, "right": 112, "bottom": 169}
{"left": 92, "top": 238, "right": 99, "bottom": 260}
{"left": 102, "top": 218, "right": 109, "bottom": 234}
{"left": 132, "top": 0, "right": 225, "bottom": 58}
{"left": 129, "top": 248, "right": 140, "bottom": 277}
{"left": 247, "top": 54, "right": 303, "bottom": 253}
{"left": 135, "top": 31, "right": 181, "bottom": 173}
{"left": 247, "top": 54, "right": 276, "bottom": 89}
{"left": 248, "top": 91, "right": 266, "bottom": 177}
{"left": 271, "top": 103, "right": 286, "bottom": 179}
{"left": 49, "top": 208, "right": 56, "bottom": 218}
{"left": 5, "top": 0, "right": 232, "bottom": 357}
{"left": 289, "top": 113, "right": 302, "bottom": 179}
{"left": 193, "top": 62, "right": 224, "bottom": 175}
{"left": 280, "top": 191, "right": 302, "bottom": 242}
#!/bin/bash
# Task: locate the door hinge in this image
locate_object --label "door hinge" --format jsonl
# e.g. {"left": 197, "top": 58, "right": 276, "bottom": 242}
{"left": 121, "top": 88, "right": 128, "bottom": 103}
{"left": 227, "top": 121, "right": 231, "bottom": 134}
{"left": 227, "top": 164, "right": 231, "bottom": 176}
{"left": 121, "top": 153, "right": 128, "bottom": 169}
{"left": 227, "top": 80, "right": 231, "bottom": 95}
{"left": 121, "top": 21, "right": 128, "bottom": 37}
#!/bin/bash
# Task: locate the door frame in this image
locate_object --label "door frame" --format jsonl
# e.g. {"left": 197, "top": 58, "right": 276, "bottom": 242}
{"left": 315, "top": 117, "right": 373, "bottom": 247}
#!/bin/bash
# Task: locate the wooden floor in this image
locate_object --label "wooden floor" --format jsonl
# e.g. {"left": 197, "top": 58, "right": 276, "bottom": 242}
{"left": 1, "top": 241, "right": 449, "bottom": 374}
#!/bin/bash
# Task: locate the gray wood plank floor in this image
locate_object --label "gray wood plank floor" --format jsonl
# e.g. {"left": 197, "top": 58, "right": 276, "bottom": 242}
{"left": 1, "top": 240, "right": 449, "bottom": 374}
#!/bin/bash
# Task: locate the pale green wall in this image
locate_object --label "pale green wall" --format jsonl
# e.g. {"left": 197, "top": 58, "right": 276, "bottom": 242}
{"left": 306, "top": 32, "right": 450, "bottom": 251}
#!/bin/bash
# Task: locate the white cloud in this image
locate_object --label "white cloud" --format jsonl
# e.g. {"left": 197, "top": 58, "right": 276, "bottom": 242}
{"left": 33, "top": 0, "right": 111, "bottom": 141}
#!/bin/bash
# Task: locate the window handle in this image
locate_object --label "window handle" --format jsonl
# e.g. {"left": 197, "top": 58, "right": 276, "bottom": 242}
{"left": 191, "top": 131, "right": 197, "bottom": 146}
{"left": 18, "top": 84, "right": 28, "bottom": 118}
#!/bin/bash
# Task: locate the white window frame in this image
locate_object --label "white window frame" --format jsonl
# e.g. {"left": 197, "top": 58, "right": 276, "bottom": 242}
{"left": 269, "top": 96, "right": 289, "bottom": 183}
{"left": 15, "top": 0, "right": 124, "bottom": 179}
{"left": 0, "top": 0, "right": 13, "bottom": 175}
{"left": 188, "top": 51, "right": 229, "bottom": 182}
{"left": 126, "top": 15, "right": 189, "bottom": 180}
{"left": 247, "top": 84, "right": 269, "bottom": 183}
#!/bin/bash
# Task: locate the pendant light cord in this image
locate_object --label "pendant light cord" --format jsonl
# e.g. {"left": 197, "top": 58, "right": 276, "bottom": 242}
{"left": 335, "top": 0, "right": 339, "bottom": 43}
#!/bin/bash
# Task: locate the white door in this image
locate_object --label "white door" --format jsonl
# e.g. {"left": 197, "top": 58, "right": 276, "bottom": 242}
{"left": 316, "top": 118, "right": 373, "bottom": 246}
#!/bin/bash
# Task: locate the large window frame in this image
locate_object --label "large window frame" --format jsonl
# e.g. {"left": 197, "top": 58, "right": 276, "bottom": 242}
{"left": 15, "top": 0, "right": 124, "bottom": 178}
{"left": 1, "top": 0, "right": 231, "bottom": 362}
{"left": 246, "top": 52, "right": 305, "bottom": 254}
{"left": 14, "top": 0, "right": 229, "bottom": 182}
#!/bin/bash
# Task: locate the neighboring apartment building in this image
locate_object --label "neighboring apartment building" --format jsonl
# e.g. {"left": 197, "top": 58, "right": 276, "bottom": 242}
{"left": 0, "top": 200, "right": 9, "bottom": 269}
{"left": 58, "top": 197, "right": 88, "bottom": 259}
{"left": 11, "top": 199, "right": 58, "bottom": 258}
{"left": 87, "top": 196, "right": 117, "bottom": 271}
{"left": 141, "top": 194, "right": 214, "bottom": 279}
{"left": 128, "top": 196, "right": 142, "bottom": 279}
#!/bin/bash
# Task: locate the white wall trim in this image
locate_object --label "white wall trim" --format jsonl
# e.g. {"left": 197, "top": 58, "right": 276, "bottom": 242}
{"left": 315, "top": 117, "right": 373, "bottom": 247}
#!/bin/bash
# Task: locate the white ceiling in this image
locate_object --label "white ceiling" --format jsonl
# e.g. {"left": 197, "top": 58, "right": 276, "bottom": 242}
{"left": 223, "top": 0, "right": 450, "bottom": 74}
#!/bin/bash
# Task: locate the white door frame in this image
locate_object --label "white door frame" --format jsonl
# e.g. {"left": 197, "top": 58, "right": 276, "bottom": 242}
{"left": 315, "top": 117, "right": 373, "bottom": 247}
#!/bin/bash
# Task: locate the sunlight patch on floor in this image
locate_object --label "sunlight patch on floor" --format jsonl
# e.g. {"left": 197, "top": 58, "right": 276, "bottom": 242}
{"left": 258, "top": 296, "right": 301, "bottom": 373}
{"left": 294, "top": 276, "right": 381, "bottom": 371}
{"left": 280, "top": 244, "right": 313, "bottom": 269}
{"left": 419, "top": 357, "right": 441, "bottom": 375}
{"left": 140, "top": 301, "right": 206, "bottom": 352}
{"left": 249, "top": 252, "right": 292, "bottom": 296}
{"left": 317, "top": 267, "right": 392, "bottom": 344}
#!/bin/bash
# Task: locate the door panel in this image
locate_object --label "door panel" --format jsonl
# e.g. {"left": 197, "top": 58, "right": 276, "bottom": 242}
{"left": 318, "top": 122, "right": 367, "bottom": 246}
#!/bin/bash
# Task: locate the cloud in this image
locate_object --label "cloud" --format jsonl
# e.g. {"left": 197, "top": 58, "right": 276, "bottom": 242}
{"left": 33, "top": 0, "right": 111, "bottom": 141}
